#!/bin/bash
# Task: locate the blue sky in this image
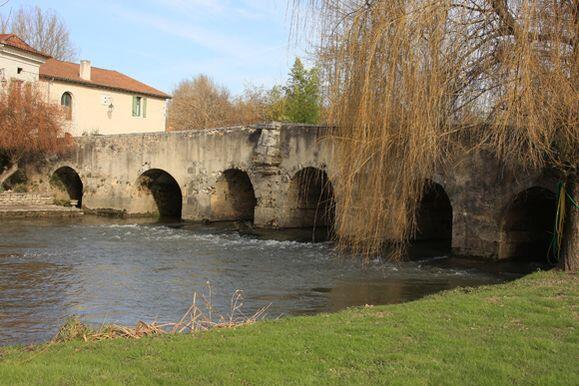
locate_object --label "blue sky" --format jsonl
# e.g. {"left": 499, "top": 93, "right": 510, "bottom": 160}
{"left": 1, "top": 0, "right": 309, "bottom": 95}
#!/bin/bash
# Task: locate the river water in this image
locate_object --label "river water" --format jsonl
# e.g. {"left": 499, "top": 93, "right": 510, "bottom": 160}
{"left": 0, "top": 217, "right": 534, "bottom": 346}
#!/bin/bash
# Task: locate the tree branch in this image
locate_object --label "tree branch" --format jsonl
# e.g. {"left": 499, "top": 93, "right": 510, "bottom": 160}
{"left": 490, "top": 0, "right": 575, "bottom": 46}
{"left": 0, "top": 160, "right": 19, "bottom": 187}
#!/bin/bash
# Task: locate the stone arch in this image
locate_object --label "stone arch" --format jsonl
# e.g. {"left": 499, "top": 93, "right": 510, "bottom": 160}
{"left": 136, "top": 169, "right": 183, "bottom": 219}
{"left": 51, "top": 166, "right": 83, "bottom": 208}
{"left": 498, "top": 186, "right": 556, "bottom": 262}
{"left": 286, "top": 167, "right": 335, "bottom": 229}
{"left": 414, "top": 181, "right": 453, "bottom": 248}
{"left": 210, "top": 168, "right": 257, "bottom": 222}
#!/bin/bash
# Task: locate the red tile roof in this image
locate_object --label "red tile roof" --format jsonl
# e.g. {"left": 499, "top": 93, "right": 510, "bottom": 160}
{"left": 0, "top": 34, "right": 50, "bottom": 58}
{"left": 40, "top": 58, "right": 171, "bottom": 99}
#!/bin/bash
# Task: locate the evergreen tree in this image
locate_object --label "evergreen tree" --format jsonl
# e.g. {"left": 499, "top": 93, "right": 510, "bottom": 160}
{"left": 283, "top": 58, "right": 320, "bottom": 124}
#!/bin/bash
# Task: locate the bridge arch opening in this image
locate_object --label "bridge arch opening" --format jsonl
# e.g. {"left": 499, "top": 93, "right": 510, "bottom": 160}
{"left": 287, "top": 167, "right": 335, "bottom": 230}
{"left": 499, "top": 187, "right": 556, "bottom": 263}
{"left": 137, "top": 169, "right": 182, "bottom": 219}
{"left": 51, "top": 166, "right": 83, "bottom": 208}
{"left": 413, "top": 181, "right": 453, "bottom": 252}
{"left": 211, "top": 169, "right": 257, "bottom": 222}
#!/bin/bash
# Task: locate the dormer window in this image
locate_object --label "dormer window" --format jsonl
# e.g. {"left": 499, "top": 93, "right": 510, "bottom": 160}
{"left": 61, "top": 92, "right": 73, "bottom": 120}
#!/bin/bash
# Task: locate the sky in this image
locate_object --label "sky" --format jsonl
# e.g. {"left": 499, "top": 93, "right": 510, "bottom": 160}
{"left": 1, "top": 0, "right": 310, "bottom": 95}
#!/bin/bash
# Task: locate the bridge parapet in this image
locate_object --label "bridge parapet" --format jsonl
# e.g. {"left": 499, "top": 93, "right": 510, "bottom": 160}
{"left": 33, "top": 122, "right": 333, "bottom": 227}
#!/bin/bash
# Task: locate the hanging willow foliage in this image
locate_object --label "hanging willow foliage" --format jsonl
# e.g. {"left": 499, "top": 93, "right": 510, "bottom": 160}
{"left": 296, "top": 0, "right": 578, "bottom": 258}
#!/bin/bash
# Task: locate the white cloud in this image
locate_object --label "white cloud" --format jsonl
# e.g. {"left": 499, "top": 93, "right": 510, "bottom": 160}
{"left": 101, "top": 0, "right": 305, "bottom": 93}
{"left": 146, "top": 0, "right": 282, "bottom": 22}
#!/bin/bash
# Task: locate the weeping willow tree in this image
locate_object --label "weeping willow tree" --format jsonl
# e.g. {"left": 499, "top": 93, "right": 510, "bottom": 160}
{"left": 297, "top": 1, "right": 578, "bottom": 265}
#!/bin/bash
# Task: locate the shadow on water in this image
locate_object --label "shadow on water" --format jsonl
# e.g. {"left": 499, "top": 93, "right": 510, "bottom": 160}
{"left": 0, "top": 216, "right": 545, "bottom": 346}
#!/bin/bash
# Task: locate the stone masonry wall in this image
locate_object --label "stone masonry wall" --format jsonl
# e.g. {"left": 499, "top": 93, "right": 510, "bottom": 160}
{"left": 0, "top": 192, "right": 54, "bottom": 207}
{"left": 27, "top": 123, "right": 563, "bottom": 260}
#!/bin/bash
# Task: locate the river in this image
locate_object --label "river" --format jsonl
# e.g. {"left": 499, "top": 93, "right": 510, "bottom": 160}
{"left": 0, "top": 217, "right": 536, "bottom": 346}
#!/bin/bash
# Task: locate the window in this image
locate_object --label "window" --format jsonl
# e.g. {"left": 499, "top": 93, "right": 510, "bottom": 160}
{"left": 17, "top": 67, "right": 23, "bottom": 74}
{"left": 61, "top": 92, "right": 72, "bottom": 120}
{"left": 132, "top": 96, "right": 141, "bottom": 117}
{"left": 132, "top": 96, "right": 147, "bottom": 117}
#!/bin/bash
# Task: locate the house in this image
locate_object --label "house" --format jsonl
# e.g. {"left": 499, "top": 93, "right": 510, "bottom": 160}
{"left": 40, "top": 59, "right": 171, "bottom": 136}
{"left": 0, "top": 34, "right": 48, "bottom": 83}
{"left": 0, "top": 34, "right": 171, "bottom": 136}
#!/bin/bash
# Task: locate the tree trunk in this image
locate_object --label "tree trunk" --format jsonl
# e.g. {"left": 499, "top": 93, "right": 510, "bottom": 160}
{"left": 0, "top": 161, "right": 19, "bottom": 188}
{"left": 560, "top": 175, "right": 578, "bottom": 272}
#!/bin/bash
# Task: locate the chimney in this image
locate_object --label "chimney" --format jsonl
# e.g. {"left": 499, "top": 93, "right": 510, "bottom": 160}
{"left": 80, "top": 60, "right": 91, "bottom": 81}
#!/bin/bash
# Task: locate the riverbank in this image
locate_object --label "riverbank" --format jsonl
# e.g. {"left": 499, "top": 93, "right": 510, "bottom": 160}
{"left": 0, "top": 205, "right": 83, "bottom": 218}
{"left": 0, "top": 192, "right": 83, "bottom": 218}
{"left": 0, "top": 271, "right": 576, "bottom": 385}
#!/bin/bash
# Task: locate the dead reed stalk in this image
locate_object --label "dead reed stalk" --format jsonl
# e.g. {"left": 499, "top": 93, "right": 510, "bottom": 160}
{"left": 53, "top": 288, "right": 271, "bottom": 343}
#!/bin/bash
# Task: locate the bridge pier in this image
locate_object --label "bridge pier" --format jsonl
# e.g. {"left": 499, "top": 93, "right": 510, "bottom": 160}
{"left": 252, "top": 174, "right": 286, "bottom": 228}
{"left": 250, "top": 123, "right": 286, "bottom": 228}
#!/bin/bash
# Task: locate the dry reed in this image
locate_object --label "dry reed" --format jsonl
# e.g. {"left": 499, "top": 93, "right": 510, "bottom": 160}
{"left": 53, "top": 288, "right": 271, "bottom": 343}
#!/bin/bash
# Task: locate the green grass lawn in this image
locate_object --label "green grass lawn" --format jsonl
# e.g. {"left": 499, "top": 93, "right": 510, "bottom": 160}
{"left": 0, "top": 271, "right": 577, "bottom": 385}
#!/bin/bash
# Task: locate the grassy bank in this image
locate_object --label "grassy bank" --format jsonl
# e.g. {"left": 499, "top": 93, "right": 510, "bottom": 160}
{"left": 0, "top": 271, "right": 577, "bottom": 385}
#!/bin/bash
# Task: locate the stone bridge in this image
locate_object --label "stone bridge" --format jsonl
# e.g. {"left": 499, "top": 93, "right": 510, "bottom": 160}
{"left": 34, "top": 123, "right": 568, "bottom": 262}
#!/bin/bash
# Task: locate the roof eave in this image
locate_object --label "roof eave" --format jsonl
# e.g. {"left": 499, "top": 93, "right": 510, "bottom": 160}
{"left": 39, "top": 74, "right": 172, "bottom": 99}
{"left": 0, "top": 44, "right": 50, "bottom": 62}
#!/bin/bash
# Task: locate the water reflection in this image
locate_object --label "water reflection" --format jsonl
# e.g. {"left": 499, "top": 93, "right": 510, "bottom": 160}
{"left": 0, "top": 255, "right": 71, "bottom": 344}
{"left": 0, "top": 217, "right": 528, "bottom": 346}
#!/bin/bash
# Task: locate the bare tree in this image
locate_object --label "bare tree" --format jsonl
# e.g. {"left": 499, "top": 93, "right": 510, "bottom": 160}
{"left": 167, "top": 75, "right": 235, "bottom": 130}
{"left": 168, "top": 69, "right": 324, "bottom": 131}
{"left": 0, "top": 82, "right": 68, "bottom": 187}
{"left": 168, "top": 76, "right": 279, "bottom": 130}
{"left": 0, "top": 5, "right": 77, "bottom": 60}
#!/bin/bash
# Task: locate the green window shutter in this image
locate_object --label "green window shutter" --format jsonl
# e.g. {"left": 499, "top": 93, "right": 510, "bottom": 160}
{"left": 143, "top": 97, "right": 147, "bottom": 118}
{"left": 132, "top": 96, "right": 137, "bottom": 116}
